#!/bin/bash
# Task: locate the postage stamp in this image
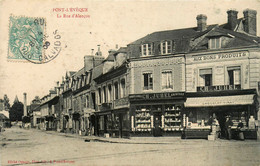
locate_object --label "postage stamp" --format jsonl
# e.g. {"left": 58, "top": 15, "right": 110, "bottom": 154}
{"left": 8, "top": 15, "right": 62, "bottom": 64}
{"left": 8, "top": 15, "right": 46, "bottom": 63}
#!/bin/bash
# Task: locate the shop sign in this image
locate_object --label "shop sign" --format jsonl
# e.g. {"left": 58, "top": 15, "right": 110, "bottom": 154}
{"left": 130, "top": 92, "right": 185, "bottom": 100}
{"left": 192, "top": 51, "right": 248, "bottom": 62}
{"left": 197, "top": 85, "right": 241, "bottom": 92}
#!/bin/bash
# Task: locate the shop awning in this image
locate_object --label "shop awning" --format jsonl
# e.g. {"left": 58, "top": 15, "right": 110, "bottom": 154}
{"left": 185, "top": 94, "right": 255, "bottom": 107}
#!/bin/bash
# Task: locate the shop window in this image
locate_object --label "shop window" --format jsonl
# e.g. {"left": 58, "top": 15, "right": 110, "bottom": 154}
{"left": 135, "top": 106, "right": 151, "bottom": 131}
{"left": 102, "top": 86, "right": 107, "bottom": 103}
{"left": 98, "top": 88, "right": 102, "bottom": 104}
{"left": 141, "top": 43, "right": 153, "bottom": 56}
{"left": 160, "top": 40, "right": 173, "bottom": 55}
{"left": 106, "top": 114, "right": 113, "bottom": 130}
{"left": 162, "top": 70, "right": 173, "bottom": 89}
{"left": 108, "top": 84, "right": 112, "bottom": 102}
{"left": 199, "top": 68, "right": 212, "bottom": 86}
{"left": 209, "top": 37, "right": 221, "bottom": 49}
{"left": 143, "top": 72, "right": 153, "bottom": 90}
{"left": 114, "top": 82, "right": 119, "bottom": 100}
{"left": 99, "top": 116, "right": 104, "bottom": 130}
{"left": 120, "top": 79, "right": 126, "bottom": 98}
{"left": 122, "top": 112, "right": 130, "bottom": 130}
{"left": 227, "top": 66, "right": 241, "bottom": 85}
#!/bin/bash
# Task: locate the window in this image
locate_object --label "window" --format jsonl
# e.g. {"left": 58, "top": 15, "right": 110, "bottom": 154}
{"left": 143, "top": 72, "right": 153, "bottom": 90}
{"left": 86, "top": 95, "right": 90, "bottom": 108}
{"left": 108, "top": 84, "right": 112, "bottom": 102}
{"left": 120, "top": 79, "right": 126, "bottom": 97}
{"left": 227, "top": 66, "right": 241, "bottom": 85}
{"left": 209, "top": 37, "right": 221, "bottom": 49}
{"left": 98, "top": 88, "right": 102, "bottom": 104}
{"left": 160, "top": 41, "right": 173, "bottom": 55}
{"left": 141, "top": 43, "right": 153, "bottom": 56}
{"left": 162, "top": 70, "right": 173, "bottom": 89}
{"left": 199, "top": 69, "right": 212, "bottom": 86}
{"left": 102, "top": 86, "right": 107, "bottom": 103}
{"left": 114, "top": 82, "right": 119, "bottom": 100}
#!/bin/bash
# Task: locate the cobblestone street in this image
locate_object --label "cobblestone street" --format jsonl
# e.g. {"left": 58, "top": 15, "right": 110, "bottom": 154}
{"left": 1, "top": 127, "right": 260, "bottom": 166}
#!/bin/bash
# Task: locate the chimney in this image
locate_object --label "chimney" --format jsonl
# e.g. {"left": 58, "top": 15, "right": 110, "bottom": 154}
{"left": 23, "top": 93, "right": 27, "bottom": 116}
{"left": 91, "top": 49, "right": 94, "bottom": 55}
{"left": 84, "top": 55, "right": 94, "bottom": 72}
{"left": 95, "top": 45, "right": 102, "bottom": 56}
{"left": 243, "top": 9, "right": 257, "bottom": 36}
{"left": 56, "top": 81, "right": 60, "bottom": 95}
{"left": 196, "top": 14, "right": 207, "bottom": 32}
{"left": 227, "top": 9, "right": 238, "bottom": 30}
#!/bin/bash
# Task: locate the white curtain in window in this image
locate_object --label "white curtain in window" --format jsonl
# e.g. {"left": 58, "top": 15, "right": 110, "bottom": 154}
{"left": 234, "top": 70, "right": 241, "bottom": 85}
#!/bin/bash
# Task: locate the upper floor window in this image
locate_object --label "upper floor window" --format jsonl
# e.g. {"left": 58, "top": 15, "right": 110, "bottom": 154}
{"left": 162, "top": 70, "right": 173, "bottom": 89}
{"left": 102, "top": 86, "right": 107, "bottom": 103}
{"left": 98, "top": 88, "right": 102, "bottom": 104}
{"left": 108, "top": 84, "right": 112, "bottom": 102}
{"left": 114, "top": 82, "right": 119, "bottom": 100}
{"left": 141, "top": 43, "right": 153, "bottom": 56}
{"left": 209, "top": 37, "right": 221, "bottom": 49}
{"left": 143, "top": 72, "right": 153, "bottom": 90}
{"left": 227, "top": 66, "right": 241, "bottom": 85}
{"left": 120, "top": 79, "right": 126, "bottom": 98}
{"left": 199, "top": 68, "right": 212, "bottom": 86}
{"left": 160, "top": 40, "right": 173, "bottom": 55}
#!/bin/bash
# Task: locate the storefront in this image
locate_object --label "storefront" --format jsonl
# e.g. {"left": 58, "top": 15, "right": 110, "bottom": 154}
{"left": 183, "top": 89, "right": 258, "bottom": 139}
{"left": 129, "top": 92, "right": 186, "bottom": 137}
{"left": 95, "top": 108, "right": 130, "bottom": 138}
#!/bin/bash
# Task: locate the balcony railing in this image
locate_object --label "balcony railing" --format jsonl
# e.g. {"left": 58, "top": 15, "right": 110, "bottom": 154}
{"left": 197, "top": 84, "right": 241, "bottom": 92}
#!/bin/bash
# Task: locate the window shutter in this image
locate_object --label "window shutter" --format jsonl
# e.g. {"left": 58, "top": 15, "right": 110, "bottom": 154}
{"left": 158, "top": 43, "right": 161, "bottom": 54}
{"left": 172, "top": 40, "right": 175, "bottom": 52}
{"left": 152, "top": 43, "right": 155, "bottom": 55}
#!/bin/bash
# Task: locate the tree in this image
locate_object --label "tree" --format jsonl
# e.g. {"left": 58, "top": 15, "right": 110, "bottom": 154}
{"left": 3, "top": 94, "right": 10, "bottom": 111}
{"left": 9, "top": 97, "right": 24, "bottom": 121}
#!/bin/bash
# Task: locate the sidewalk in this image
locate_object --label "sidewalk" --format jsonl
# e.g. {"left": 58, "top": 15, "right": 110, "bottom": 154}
{"left": 41, "top": 129, "right": 247, "bottom": 144}
{"left": 40, "top": 129, "right": 185, "bottom": 144}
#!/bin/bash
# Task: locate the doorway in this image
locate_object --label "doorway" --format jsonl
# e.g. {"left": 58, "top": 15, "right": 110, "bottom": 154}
{"left": 153, "top": 113, "right": 162, "bottom": 137}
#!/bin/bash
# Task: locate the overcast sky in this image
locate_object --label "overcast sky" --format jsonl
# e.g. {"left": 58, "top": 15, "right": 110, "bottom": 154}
{"left": 0, "top": 0, "right": 259, "bottom": 105}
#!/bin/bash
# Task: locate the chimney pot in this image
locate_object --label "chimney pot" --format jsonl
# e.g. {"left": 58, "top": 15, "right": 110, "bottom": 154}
{"left": 196, "top": 14, "right": 207, "bottom": 32}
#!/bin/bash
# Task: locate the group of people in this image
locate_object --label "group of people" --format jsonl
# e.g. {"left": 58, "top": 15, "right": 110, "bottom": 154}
{"left": 208, "top": 115, "right": 244, "bottom": 140}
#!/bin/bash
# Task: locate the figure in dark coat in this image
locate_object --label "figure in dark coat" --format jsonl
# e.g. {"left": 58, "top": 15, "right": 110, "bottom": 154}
{"left": 225, "top": 117, "right": 233, "bottom": 140}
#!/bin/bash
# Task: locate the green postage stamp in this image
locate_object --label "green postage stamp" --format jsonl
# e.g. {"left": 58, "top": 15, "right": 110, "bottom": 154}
{"left": 8, "top": 15, "right": 46, "bottom": 63}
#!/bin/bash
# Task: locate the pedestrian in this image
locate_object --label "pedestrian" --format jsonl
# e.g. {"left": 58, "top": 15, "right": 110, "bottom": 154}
{"left": 225, "top": 116, "right": 233, "bottom": 140}
{"left": 237, "top": 120, "right": 244, "bottom": 141}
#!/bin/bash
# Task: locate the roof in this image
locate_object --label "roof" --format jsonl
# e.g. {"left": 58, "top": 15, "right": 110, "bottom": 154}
{"left": 73, "top": 67, "right": 85, "bottom": 78}
{"left": 129, "top": 25, "right": 216, "bottom": 45}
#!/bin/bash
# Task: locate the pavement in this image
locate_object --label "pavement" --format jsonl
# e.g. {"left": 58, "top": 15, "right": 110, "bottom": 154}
{"left": 42, "top": 129, "right": 184, "bottom": 144}
{"left": 1, "top": 126, "right": 260, "bottom": 166}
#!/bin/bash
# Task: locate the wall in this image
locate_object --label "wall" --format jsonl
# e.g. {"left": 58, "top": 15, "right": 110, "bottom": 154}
{"left": 130, "top": 56, "right": 185, "bottom": 94}
{"left": 186, "top": 50, "right": 251, "bottom": 92}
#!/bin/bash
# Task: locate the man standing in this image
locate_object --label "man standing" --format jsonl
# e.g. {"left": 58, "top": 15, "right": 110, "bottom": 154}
{"left": 225, "top": 116, "right": 233, "bottom": 140}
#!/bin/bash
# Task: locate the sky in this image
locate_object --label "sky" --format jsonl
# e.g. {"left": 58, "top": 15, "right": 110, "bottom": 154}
{"left": 0, "top": 0, "right": 260, "bottom": 105}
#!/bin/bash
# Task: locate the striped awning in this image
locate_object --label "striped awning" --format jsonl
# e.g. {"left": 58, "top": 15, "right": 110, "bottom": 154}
{"left": 185, "top": 94, "right": 255, "bottom": 107}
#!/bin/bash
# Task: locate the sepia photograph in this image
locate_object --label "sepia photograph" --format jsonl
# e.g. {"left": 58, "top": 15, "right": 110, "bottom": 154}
{"left": 0, "top": 0, "right": 260, "bottom": 165}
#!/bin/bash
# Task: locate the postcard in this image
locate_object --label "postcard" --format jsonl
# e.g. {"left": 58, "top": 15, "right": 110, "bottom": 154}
{"left": 0, "top": 0, "right": 260, "bottom": 166}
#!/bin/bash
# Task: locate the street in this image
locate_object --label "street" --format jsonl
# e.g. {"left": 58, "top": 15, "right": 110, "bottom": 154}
{"left": 1, "top": 127, "right": 260, "bottom": 166}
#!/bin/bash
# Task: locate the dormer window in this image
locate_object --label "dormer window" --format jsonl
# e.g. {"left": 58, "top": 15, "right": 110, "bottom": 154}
{"left": 141, "top": 43, "right": 153, "bottom": 56}
{"left": 160, "top": 40, "right": 173, "bottom": 55}
{"left": 209, "top": 37, "right": 221, "bottom": 49}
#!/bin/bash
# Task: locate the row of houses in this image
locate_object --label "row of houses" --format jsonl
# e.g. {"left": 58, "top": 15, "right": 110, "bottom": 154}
{"left": 29, "top": 9, "right": 260, "bottom": 139}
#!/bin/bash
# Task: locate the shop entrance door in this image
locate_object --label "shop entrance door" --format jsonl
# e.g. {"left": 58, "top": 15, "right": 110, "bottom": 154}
{"left": 153, "top": 114, "right": 162, "bottom": 137}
